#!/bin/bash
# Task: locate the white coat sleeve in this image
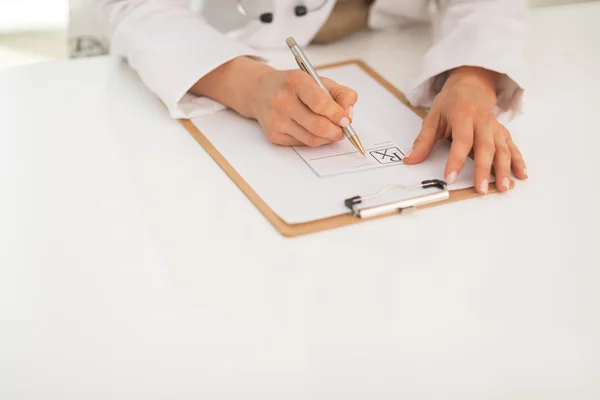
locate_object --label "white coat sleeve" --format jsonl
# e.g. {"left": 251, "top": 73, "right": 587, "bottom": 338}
{"left": 408, "top": 0, "right": 527, "bottom": 118}
{"left": 95, "top": 0, "right": 263, "bottom": 118}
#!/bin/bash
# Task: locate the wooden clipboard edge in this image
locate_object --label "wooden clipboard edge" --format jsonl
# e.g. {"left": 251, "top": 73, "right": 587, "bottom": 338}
{"left": 179, "top": 118, "right": 307, "bottom": 237}
{"left": 179, "top": 59, "right": 508, "bottom": 237}
{"left": 179, "top": 118, "right": 408, "bottom": 237}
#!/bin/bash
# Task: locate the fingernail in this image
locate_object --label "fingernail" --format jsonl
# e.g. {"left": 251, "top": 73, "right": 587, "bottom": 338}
{"left": 480, "top": 179, "right": 489, "bottom": 194}
{"left": 502, "top": 177, "right": 510, "bottom": 190}
{"left": 445, "top": 171, "right": 457, "bottom": 185}
{"left": 403, "top": 148, "right": 413, "bottom": 159}
{"left": 339, "top": 117, "right": 350, "bottom": 128}
{"left": 523, "top": 168, "right": 528, "bottom": 177}
{"left": 349, "top": 106, "right": 353, "bottom": 120}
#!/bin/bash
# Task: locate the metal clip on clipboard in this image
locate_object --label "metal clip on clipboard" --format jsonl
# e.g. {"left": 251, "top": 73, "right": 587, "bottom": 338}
{"left": 344, "top": 179, "right": 449, "bottom": 219}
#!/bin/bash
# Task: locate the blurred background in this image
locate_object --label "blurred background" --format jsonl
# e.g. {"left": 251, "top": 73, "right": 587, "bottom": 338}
{"left": 0, "top": 0, "right": 596, "bottom": 71}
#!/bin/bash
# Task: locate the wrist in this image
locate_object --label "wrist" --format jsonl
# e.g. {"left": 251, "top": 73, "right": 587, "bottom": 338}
{"left": 445, "top": 66, "right": 499, "bottom": 107}
{"left": 447, "top": 66, "right": 499, "bottom": 91}
{"left": 191, "top": 56, "right": 273, "bottom": 118}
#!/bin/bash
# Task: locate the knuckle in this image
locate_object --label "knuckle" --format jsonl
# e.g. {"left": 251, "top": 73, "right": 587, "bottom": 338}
{"left": 422, "top": 114, "right": 434, "bottom": 127}
{"left": 334, "top": 128, "right": 344, "bottom": 141}
{"left": 333, "top": 107, "right": 345, "bottom": 121}
{"left": 511, "top": 150, "right": 525, "bottom": 162}
{"left": 307, "top": 135, "right": 321, "bottom": 148}
{"left": 345, "top": 88, "right": 358, "bottom": 103}
{"left": 448, "top": 158, "right": 465, "bottom": 169}
{"left": 312, "top": 117, "right": 331, "bottom": 136}
{"left": 453, "top": 134, "right": 473, "bottom": 146}
{"left": 422, "top": 113, "right": 440, "bottom": 134}
{"left": 415, "top": 133, "right": 434, "bottom": 146}
{"left": 477, "top": 141, "right": 495, "bottom": 153}
{"left": 285, "top": 70, "right": 304, "bottom": 87}
{"left": 459, "top": 104, "right": 478, "bottom": 118}
{"left": 496, "top": 145, "right": 511, "bottom": 157}
{"left": 264, "top": 113, "right": 279, "bottom": 129}
{"left": 413, "top": 136, "right": 426, "bottom": 146}
{"left": 265, "top": 130, "right": 279, "bottom": 143}
{"left": 270, "top": 91, "right": 289, "bottom": 110}
{"left": 501, "top": 125, "right": 512, "bottom": 140}
{"left": 514, "top": 160, "right": 526, "bottom": 169}
{"left": 507, "top": 138, "right": 521, "bottom": 153}
{"left": 480, "top": 114, "right": 497, "bottom": 128}
{"left": 315, "top": 96, "right": 331, "bottom": 112}
{"left": 272, "top": 121, "right": 286, "bottom": 133}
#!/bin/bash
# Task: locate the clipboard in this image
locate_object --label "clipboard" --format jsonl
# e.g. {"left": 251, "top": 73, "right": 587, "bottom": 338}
{"left": 178, "top": 60, "right": 510, "bottom": 237}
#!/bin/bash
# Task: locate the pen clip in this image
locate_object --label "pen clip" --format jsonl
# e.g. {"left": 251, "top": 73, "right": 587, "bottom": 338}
{"left": 344, "top": 180, "right": 449, "bottom": 219}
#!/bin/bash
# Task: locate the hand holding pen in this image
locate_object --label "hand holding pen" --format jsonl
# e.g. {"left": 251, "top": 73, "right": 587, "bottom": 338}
{"left": 191, "top": 50, "right": 357, "bottom": 148}
{"left": 286, "top": 37, "right": 365, "bottom": 155}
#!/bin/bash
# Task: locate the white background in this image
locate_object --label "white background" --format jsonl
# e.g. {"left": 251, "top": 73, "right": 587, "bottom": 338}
{"left": 0, "top": 0, "right": 68, "bottom": 32}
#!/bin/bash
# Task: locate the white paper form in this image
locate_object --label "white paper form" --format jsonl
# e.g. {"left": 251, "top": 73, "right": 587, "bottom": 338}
{"left": 191, "top": 64, "right": 477, "bottom": 224}
{"left": 293, "top": 120, "right": 405, "bottom": 177}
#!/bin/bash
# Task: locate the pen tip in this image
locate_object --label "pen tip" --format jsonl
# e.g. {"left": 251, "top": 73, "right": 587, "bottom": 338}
{"left": 348, "top": 135, "right": 366, "bottom": 156}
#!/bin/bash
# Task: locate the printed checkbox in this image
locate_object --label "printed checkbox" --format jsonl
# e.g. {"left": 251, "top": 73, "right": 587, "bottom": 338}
{"left": 370, "top": 147, "right": 404, "bottom": 164}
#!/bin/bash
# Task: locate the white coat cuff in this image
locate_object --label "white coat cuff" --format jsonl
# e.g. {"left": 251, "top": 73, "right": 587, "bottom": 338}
{"left": 407, "top": 37, "right": 525, "bottom": 119}
{"left": 165, "top": 49, "right": 267, "bottom": 120}
{"left": 167, "top": 50, "right": 266, "bottom": 120}
{"left": 111, "top": 12, "right": 265, "bottom": 119}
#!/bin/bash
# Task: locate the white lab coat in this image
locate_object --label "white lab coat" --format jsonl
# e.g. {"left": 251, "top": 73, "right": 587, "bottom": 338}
{"left": 95, "top": 0, "right": 526, "bottom": 119}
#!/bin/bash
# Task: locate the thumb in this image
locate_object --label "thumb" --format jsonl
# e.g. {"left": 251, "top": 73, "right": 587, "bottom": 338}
{"left": 403, "top": 112, "right": 440, "bottom": 164}
{"left": 322, "top": 78, "right": 358, "bottom": 121}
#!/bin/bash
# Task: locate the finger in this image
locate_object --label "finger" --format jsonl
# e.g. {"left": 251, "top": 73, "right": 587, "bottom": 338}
{"left": 322, "top": 77, "right": 358, "bottom": 120}
{"left": 291, "top": 99, "right": 344, "bottom": 141}
{"left": 493, "top": 131, "right": 512, "bottom": 192}
{"left": 265, "top": 131, "right": 304, "bottom": 146}
{"left": 403, "top": 111, "right": 440, "bottom": 165}
{"left": 284, "top": 120, "right": 333, "bottom": 147}
{"left": 473, "top": 119, "right": 495, "bottom": 194}
{"left": 506, "top": 137, "right": 528, "bottom": 180}
{"left": 444, "top": 114, "right": 474, "bottom": 184}
{"left": 295, "top": 78, "right": 349, "bottom": 128}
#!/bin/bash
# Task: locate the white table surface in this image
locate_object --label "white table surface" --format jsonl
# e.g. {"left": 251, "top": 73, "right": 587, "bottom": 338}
{"left": 1, "top": 3, "right": 599, "bottom": 399}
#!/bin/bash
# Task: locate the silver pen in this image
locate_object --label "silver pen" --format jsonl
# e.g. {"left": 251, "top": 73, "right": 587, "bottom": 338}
{"left": 285, "top": 37, "right": 366, "bottom": 156}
